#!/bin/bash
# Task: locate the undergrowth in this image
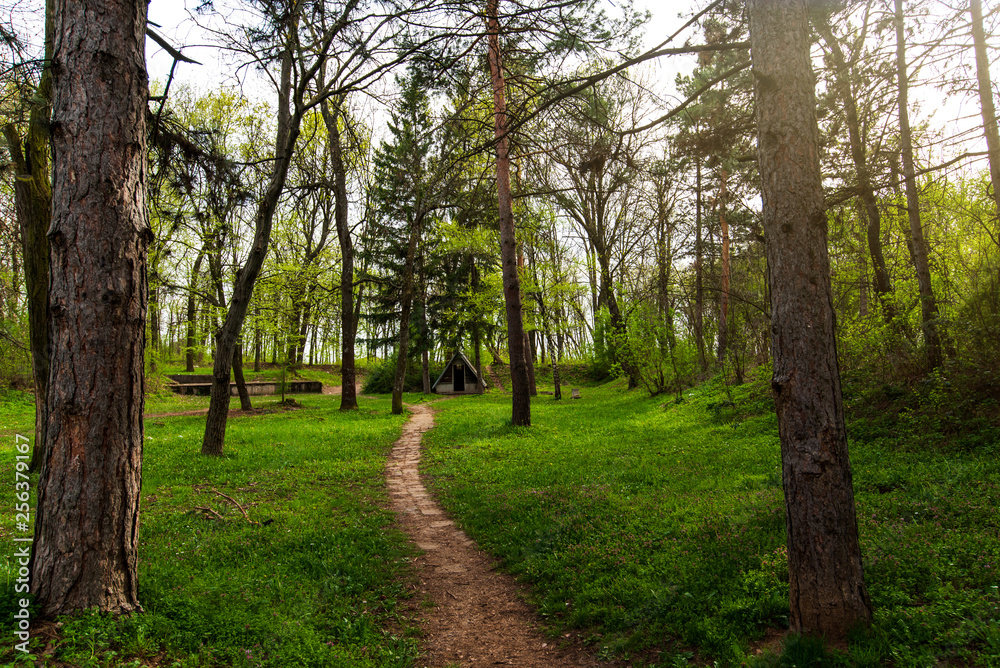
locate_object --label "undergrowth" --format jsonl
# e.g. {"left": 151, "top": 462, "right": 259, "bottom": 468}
{"left": 0, "top": 395, "right": 418, "bottom": 668}
{"left": 421, "top": 368, "right": 1000, "bottom": 667}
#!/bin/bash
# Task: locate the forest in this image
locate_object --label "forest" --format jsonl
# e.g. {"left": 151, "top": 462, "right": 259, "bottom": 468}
{"left": 0, "top": 0, "right": 999, "bottom": 666}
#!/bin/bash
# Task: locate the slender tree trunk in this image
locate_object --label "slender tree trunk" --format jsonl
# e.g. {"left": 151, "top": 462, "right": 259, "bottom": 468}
{"left": 185, "top": 251, "right": 205, "bottom": 372}
{"left": 694, "top": 159, "right": 707, "bottom": 372}
{"left": 524, "top": 331, "right": 537, "bottom": 395}
{"left": 535, "top": 295, "right": 562, "bottom": 401}
{"left": 392, "top": 217, "right": 422, "bottom": 414}
{"left": 718, "top": 168, "right": 730, "bottom": 362}
{"left": 894, "top": 0, "right": 943, "bottom": 369}
{"left": 421, "top": 261, "right": 432, "bottom": 393}
{"left": 148, "top": 285, "right": 159, "bottom": 371}
{"left": 749, "top": 0, "right": 872, "bottom": 641}
{"left": 253, "top": 305, "right": 262, "bottom": 372}
{"left": 487, "top": 0, "right": 530, "bottom": 425}
{"left": 971, "top": 0, "right": 1000, "bottom": 229}
{"left": 233, "top": 342, "right": 252, "bottom": 411}
{"left": 321, "top": 101, "right": 360, "bottom": 411}
{"left": 517, "top": 246, "right": 538, "bottom": 396}
{"left": 2, "top": 0, "right": 52, "bottom": 472}
{"left": 598, "top": 251, "right": 638, "bottom": 388}
{"left": 297, "top": 288, "right": 314, "bottom": 366}
{"left": 32, "top": 0, "right": 148, "bottom": 617}
{"left": 471, "top": 263, "right": 484, "bottom": 394}
{"left": 816, "top": 20, "right": 895, "bottom": 319}
{"left": 202, "top": 31, "right": 302, "bottom": 455}
{"left": 286, "top": 292, "right": 304, "bottom": 368}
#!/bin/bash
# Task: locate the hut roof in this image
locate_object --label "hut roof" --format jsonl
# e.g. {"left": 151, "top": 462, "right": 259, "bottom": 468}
{"left": 431, "top": 350, "right": 486, "bottom": 390}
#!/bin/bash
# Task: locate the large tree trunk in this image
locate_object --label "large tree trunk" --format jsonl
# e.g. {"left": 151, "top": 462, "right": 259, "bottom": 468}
{"left": 971, "top": 0, "right": 1000, "bottom": 228}
{"left": 31, "top": 0, "right": 148, "bottom": 617}
{"left": 2, "top": 0, "right": 53, "bottom": 472}
{"left": 487, "top": 0, "right": 530, "bottom": 426}
{"left": 321, "top": 101, "right": 360, "bottom": 411}
{"left": 893, "top": 0, "right": 943, "bottom": 369}
{"left": 749, "top": 0, "right": 872, "bottom": 641}
{"left": 202, "top": 34, "right": 301, "bottom": 455}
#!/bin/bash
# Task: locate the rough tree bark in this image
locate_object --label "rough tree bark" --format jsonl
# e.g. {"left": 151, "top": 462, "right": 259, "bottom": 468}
{"left": 487, "top": 0, "right": 530, "bottom": 425}
{"left": 31, "top": 0, "right": 149, "bottom": 617}
{"left": 749, "top": 0, "right": 873, "bottom": 641}
{"left": 894, "top": 0, "right": 943, "bottom": 369}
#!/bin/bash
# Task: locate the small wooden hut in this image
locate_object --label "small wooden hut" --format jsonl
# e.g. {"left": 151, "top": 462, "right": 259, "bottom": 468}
{"left": 432, "top": 351, "right": 486, "bottom": 395}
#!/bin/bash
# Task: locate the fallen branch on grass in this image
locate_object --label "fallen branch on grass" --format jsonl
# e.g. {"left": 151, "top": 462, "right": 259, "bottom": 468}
{"left": 192, "top": 506, "right": 225, "bottom": 521}
{"left": 207, "top": 488, "right": 259, "bottom": 525}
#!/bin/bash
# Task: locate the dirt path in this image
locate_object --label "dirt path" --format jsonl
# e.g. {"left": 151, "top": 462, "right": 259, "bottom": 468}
{"left": 387, "top": 403, "right": 610, "bottom": 668}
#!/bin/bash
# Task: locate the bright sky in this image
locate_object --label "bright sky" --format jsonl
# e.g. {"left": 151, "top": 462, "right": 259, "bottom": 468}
{"left": 139, "top": 0, "right": 987, "bottom": 163}
{"left": 144, "top": 0, "right": 696, "bottom": 98}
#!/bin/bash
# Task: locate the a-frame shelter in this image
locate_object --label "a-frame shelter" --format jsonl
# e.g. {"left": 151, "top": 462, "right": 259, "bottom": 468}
{"left": 431, "top": 350, "right": 486, "bottom": 395}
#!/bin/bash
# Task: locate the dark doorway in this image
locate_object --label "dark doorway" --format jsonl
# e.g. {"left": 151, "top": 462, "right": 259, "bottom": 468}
{"left": 454, "top": 363, "right": 465, "bottom": 391}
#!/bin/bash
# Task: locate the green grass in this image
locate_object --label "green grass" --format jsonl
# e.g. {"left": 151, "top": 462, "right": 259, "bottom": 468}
{"left": 420, "top": 372, "right": 1000, "bottom": 667}
{"left": 152, "top": 362, "right": 349, "bottom": 387}
{"left": 0, "top": 389, "right": 34, "bottom": 439}
{"left": 144, "top": 361, "right": 354, "bottom": 415}
{"left": 1, "top": 365, "right": 998, "bottom": 667}
{"left": 0, "top": 394, "right": 418, "bottom": 668}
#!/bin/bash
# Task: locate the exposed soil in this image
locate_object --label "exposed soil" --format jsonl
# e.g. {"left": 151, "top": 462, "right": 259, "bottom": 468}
{"left": 388, "top": 402, "right": 616, "bottom": 668}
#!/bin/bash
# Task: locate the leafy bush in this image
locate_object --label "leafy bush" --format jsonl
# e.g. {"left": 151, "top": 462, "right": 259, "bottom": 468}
{"left": 362, "top": 351, "right": 440, "bottom": 394}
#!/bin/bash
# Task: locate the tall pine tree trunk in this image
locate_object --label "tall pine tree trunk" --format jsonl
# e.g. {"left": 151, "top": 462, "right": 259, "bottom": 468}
{"left": 894, "top": 0, "right": 943, "bottom": 369}
{"left": 749, "top": 0, "right": 872, "bottom": 641}
{"left": 487, "top": 0, "right": 530, "bottom": 425}
{"left": 32, "top": 0, "right": 148, "bottom": 617}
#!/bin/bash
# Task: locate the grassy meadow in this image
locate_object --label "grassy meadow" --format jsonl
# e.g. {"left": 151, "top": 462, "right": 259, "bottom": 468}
{"left": 2, "top": 389, "right": 419, "bottom": 668}
{"left": 0, "top": 364, "right": 998, "bottom": 667}
{"left": 420, "top": 371, "right": 1000, "bottom": 667}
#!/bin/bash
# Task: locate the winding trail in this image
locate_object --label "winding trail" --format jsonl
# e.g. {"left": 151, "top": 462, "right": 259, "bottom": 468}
{"left": 387, "top": 402, "right": 609, "bottom": 668}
